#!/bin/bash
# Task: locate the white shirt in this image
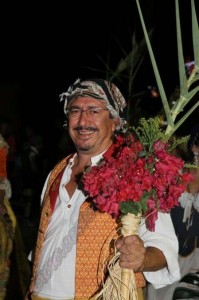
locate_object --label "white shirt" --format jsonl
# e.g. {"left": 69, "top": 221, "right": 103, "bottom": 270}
{"left": 33, "top": 153, "right": 180, "bottom": 299}
{"left": 146, "top": 191, "right": 199, "bottom": 300}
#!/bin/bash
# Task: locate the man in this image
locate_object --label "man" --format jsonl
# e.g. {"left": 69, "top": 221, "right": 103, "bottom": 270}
{"left": 26, "top": 78, "right": 180, "bottom": 300}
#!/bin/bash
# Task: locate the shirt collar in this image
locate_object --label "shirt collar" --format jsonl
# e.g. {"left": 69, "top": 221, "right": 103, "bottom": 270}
{"left": 68, "top": 151, "right": 105, "bottom": 167}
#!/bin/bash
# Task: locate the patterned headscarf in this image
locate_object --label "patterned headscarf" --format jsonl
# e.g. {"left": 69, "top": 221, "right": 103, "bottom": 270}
{"left": 60, "top": 78, "right": 127, "bottom": 129}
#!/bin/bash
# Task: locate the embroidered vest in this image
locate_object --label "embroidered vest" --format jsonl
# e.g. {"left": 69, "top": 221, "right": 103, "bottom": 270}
{"left": 29, "top": 156, "right": 146, "bottom": 299}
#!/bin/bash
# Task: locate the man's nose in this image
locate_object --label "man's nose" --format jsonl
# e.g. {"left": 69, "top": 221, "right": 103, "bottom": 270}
{"left": 78, "top": 110, "right": 88, "bottom": 123}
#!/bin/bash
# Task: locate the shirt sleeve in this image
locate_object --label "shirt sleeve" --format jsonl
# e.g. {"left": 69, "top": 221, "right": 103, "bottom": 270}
{"left": 139, "top": 212, "right": 180, "bottom": 289}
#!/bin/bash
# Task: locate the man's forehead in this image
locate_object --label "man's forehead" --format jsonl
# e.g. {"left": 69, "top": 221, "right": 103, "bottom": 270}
{"left": 68, "top": 96, "right": 107, "bottom": 107}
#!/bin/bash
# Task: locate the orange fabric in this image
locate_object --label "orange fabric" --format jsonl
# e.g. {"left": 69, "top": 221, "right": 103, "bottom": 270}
{"left": 75, "top": 202, "right": 117, "bottom": 298}
{"left": 29, "top": 156, "right": 146, "bottom": 298}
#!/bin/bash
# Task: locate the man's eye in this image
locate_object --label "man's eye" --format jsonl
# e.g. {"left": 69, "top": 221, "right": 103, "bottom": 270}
{"left": 89, "top": 108, "right": 100, "bottom": 114}
{"left": 70, "top": 109, "right": 80, "bottom": 114}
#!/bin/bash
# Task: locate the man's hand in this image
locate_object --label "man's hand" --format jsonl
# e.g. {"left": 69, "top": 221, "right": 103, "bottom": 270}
{"left": 116, "top": 234, "right": 167, "bottom": 272}
{"left": 116, "top": 235, "right": 146, "bottom": 272}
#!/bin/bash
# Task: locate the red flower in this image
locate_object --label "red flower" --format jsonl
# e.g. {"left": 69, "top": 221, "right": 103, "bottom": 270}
{"left": 82, "top": 131, "right": 193, "bottom": 231}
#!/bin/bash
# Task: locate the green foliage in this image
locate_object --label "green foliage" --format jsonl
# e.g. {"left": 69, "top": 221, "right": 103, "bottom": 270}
{"left": 120, "top": 201, "right": 141, "bottom": 216}
{"left": 126, "top": 117, "right": 190, "bottom": 159}
{"left": 167, "top": 135, "right": 190, "bottom": 153}
{"left": 133, "top": 117, "right": 166, "bottom": 143}
{"left": 120, "top": 191, "right": 150, "bottom": 216}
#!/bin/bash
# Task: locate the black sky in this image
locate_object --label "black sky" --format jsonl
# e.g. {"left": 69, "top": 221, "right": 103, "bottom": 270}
{"left": 0, "top": 0, "right": 198, "bottom": 136}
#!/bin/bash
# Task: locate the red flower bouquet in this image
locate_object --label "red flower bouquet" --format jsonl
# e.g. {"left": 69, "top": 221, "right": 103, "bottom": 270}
{"left": 82, "top": 118, "right": 193, "bottom": 231}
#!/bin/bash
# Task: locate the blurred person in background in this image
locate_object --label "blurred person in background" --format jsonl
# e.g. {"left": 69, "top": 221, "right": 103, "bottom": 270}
{"left": 0, "top": 133, "right": 16, "bottom": 299}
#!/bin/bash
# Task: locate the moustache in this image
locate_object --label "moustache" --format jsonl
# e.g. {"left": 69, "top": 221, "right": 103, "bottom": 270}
{"left": 74, "top": 126, "right": 98, "bottom": 132}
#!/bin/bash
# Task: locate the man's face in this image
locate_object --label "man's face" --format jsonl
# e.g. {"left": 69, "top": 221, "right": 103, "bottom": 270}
{"left": 67, "top": 96, "right": 118, "bottom": 156}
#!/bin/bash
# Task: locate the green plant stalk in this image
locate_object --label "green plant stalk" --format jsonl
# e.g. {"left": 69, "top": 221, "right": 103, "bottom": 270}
{"left": 136, "top": 0, "right": 199, "bottom": 139}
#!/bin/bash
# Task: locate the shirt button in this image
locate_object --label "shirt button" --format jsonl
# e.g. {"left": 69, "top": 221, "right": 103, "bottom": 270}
{"left": 67, "top": 204, "right": 71, "bottom": 208}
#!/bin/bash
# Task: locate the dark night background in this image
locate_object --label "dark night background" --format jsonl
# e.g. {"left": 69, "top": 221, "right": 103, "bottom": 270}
{"left": 0, "top": 0, "right": 198, "bottom": 158}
